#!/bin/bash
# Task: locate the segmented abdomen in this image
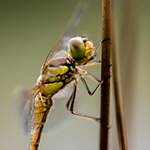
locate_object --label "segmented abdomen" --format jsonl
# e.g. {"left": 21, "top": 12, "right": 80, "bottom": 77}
{"left": 29, "top": 95, "right": 52, "bottom": 150}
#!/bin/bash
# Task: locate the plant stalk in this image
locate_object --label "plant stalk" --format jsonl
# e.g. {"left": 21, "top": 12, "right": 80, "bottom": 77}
{"left": 99, "top": 0, "right": 112, "bottom": 150}
{"left": 112, "top": 20, "right": 128, "bottom": 150}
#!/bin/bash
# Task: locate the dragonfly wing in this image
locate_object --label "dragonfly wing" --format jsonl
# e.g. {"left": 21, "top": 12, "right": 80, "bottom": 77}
{"left": 14, "top": 2, "right": 88, "bottom": 135}
{"left": 41, "top": 2, "right": 88, "bottom": 73}
{"left": 14, "top": 86, "right": 38, "bottom": 135}
{"left": 14, "top": 84, "right": 83, "bottom": 135}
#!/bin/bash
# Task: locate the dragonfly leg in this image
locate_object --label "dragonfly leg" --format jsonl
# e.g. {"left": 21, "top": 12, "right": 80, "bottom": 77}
{"left": 65, "top": 78, "right": 110, "bottom": 128}
{"left": 85, "top": 60, "right": 112, "bottom": 67}
{"left": 66, "top": 78, "right": 78, "bottom": 112}
{"left": 84, "top": 60, "right": 101, "bottom": 66}
{"left": 78, "top": 71, "right": 112, "bottom": 96}
{"left": 78, "top": 68, "right": 101, "bottom": 83}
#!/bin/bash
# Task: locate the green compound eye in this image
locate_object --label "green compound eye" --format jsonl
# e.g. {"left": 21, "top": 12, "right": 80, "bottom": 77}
{"left": 68, "top": 37, "right": 85, "bottom": 60}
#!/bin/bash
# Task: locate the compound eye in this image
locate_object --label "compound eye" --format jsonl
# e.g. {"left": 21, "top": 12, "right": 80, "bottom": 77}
{"left": 68, "top": 37, "right": 85, "bottom": 60}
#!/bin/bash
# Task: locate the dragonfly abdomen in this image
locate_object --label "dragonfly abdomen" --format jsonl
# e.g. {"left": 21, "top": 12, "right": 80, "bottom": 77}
{"left": 29, "top": 95, "right": 52, "bottom": 150}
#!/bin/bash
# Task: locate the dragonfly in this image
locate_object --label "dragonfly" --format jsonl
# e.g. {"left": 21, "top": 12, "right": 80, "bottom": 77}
{"left": 14, "top": 3, "right": 110, "bottom": 150}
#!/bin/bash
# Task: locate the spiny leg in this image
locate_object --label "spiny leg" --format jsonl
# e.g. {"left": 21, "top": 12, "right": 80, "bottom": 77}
{"left": 78, "top": 73, "right": 111, "bottom": 96}
{"left": 78, "top": 68, "right": 101, "bottom": 83}
{"left": 77, "top": 68, "right": 112, "bottom": 93}
{"left": 84, "top": 60, "right": 101, "bottom": 66}
{"left": 66, "top": 78, "right": 104, "bottom": 123}
{"left": 77, "top": 73, "right": 112, "bottom": 128}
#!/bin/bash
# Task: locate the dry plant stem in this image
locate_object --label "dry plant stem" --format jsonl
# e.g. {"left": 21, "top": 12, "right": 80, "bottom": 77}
{"left": 99, "top": 0, "right": 111, "bottom": 150}
{"left": 112, "top": 27, "right": 128, "bottom": 150}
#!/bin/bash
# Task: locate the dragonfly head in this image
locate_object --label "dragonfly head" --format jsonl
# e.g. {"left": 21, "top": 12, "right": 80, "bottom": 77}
{"left": 68, "top": 37, "right": 94, "bottom": 64}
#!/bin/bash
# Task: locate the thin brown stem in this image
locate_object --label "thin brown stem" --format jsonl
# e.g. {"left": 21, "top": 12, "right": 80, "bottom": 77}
{"left": 99, "top": 0, "right": 112, "bottom": 150}
{"left": 112, "top": 22, "right": 128, "bottom": 150}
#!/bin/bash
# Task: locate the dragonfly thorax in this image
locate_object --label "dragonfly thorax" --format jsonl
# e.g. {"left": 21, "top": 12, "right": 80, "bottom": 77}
{"left": 38, "top": 57, "right": 75, "bottom": 97}
{"left": 68, "top": 37, "right": 94, "bottom": 65}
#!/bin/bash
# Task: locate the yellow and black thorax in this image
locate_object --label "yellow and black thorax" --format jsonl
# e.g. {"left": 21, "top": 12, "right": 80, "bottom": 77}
{"left": 41, "top": 57, "right": 75, "bottom": 97}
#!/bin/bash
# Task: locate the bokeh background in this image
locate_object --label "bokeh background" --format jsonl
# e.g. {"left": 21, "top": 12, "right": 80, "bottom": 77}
{"left": 0, "top": 0, "right": 150, "bottom": 150}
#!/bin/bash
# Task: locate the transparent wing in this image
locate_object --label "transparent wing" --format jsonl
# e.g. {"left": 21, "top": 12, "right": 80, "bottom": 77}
{"left": 14, "top": 84, "right": 81, "bottom": 135}
{"left": 14, "top": 2, "right": 88, "bottom": 135}
{"left": 14, "top": 86, "right": 38, "bottom": 135}
{"left": 41, "top": 4, "right": 89, "bottom": 133}
{"left": 41, "top": 2, "right": 88, "bottom": 73}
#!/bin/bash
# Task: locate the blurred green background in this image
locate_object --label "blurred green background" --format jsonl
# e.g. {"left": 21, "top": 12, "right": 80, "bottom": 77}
{"left": 0, "top": 0, "right": 150, "bottom": 150}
